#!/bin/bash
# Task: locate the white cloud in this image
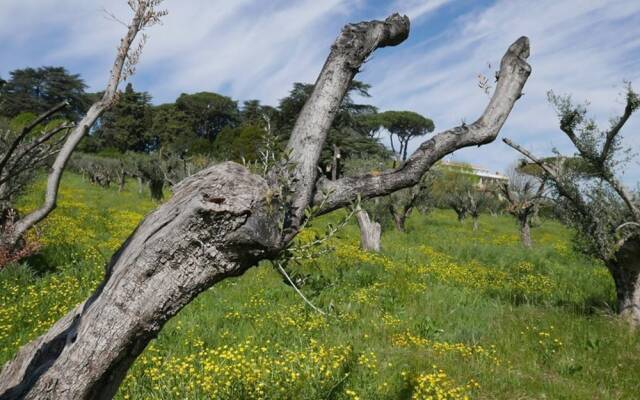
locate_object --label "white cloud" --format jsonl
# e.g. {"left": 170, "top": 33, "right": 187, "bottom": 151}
{"left": 391, "top": 0, "right": 455, "bottom": 21}
{"left": 0, "top": 0, "right": 352, "bottom": 104}
{"left": 139, "top": 0, "right": 350, "bottom": 104}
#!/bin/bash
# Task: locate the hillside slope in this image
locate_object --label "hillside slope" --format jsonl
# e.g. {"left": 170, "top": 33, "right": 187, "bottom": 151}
{"left": 1, "top": 174, "right": 638, "bottom": 399}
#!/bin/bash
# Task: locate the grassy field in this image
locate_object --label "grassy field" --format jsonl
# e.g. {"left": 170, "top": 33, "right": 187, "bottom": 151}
{"left": 2, "top": 173, "right": 639, "bottom": 399}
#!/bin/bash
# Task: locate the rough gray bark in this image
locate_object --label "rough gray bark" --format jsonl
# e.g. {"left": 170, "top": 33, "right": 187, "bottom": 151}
{"left": 117, "top": 165, "right": 126, "bottom": 192}
{"left": 466, "top": 189, "right": 488, "bottom": 232}
{"left": 390, "top": 203, "right": 412, "bottom": 232}
{"left": 0, "top": 16, "right": 531, "bottom": 398}
{"left": 286, "top": 14, "right": 410, "bottom": 230}
{"left": 355, "top": 209, "right": 381, "bottom": 252}
{"left": 451, "top": 204, "right": 467, "bottom": 222}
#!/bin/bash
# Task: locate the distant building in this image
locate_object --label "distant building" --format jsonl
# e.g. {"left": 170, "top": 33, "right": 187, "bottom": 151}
{"left": 438, "top": 160, "right": 509, "bottom": 188}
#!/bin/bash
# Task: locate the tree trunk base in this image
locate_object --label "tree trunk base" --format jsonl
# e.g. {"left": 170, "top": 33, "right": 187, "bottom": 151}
{"left": 520, "top": 220, "right": 532, "bottom": 248}
{"left": 391, "top": 206, "right": 411, "bottom": 233}
{"left": 610, "top": 238, "right": 640, "bottom": 326}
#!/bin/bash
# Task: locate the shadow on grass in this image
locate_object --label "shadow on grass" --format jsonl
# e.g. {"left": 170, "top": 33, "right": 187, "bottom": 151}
{"left": 22, "top": 243, "right": 88, "bottom": 276}
{"left": 21, "top": 253, "right": 58, "bottom": 276}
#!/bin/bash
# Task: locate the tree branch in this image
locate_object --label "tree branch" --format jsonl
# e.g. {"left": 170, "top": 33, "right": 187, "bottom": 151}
{"left": 0, "top": 124, "right": 74, "bottom": 186}
{"left": 502, "top": 137, "right": 591, "bottom": 219}
{"left": 276, "top": 262, "right": 326, "bottom": 315}
{"left": 314, "top": 36, "right": 531, "bottom": 214}
{"left": 0, "top": 101, "right": 68, "bottom": 174}
{"left": 606, "top": 172, "right": 640, "bottom": 222}
{"left": 600, "top": 87, "right": 638, "bottom": 164}
{"left": 286, "top": 13, "right": 410, "bottom": 229}
{"left": 500, "top": 181, "right": 514, "bottom": 204}
{"left": 5, "top": 2, "right": 157, "bottom": 246}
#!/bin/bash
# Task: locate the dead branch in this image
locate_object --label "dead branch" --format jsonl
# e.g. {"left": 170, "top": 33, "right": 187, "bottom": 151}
{"left": 313, "top": 37, "right": 531, "bottom": 214}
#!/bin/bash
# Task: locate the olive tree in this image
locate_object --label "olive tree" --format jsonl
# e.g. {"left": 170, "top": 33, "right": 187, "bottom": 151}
{"left": 434, "top": 163, "right": 477, "bottom": 223}
{"left": 388, "top": 173, "right": 436, "bottom": 232}
{"left": 0, "top": 13, "right": 531, "bottom": 399}
{"left": 503, "top": 84, "right": 640, "bottom": 324}
{"left": 466, "top": 188, "right": 493, "bottom": 231}
{"left": 69, "top": 153, "right": 127, "bottom": 190}
{"left": 500, "top": 166, "right": 546, "bottom": 247}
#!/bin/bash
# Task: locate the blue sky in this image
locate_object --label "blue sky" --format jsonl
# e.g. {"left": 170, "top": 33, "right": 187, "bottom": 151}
{"left": 1, "top": 0, "right": 640, "bottom": 183}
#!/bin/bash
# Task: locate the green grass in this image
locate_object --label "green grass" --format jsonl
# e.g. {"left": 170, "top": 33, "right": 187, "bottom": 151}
{"left": 1, "top": 174, "right": 639, "bottom": 399}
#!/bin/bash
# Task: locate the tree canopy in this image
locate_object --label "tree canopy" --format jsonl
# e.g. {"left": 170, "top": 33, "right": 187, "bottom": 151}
{"left": 148, "top": 103, "right": 192, "bottom": 153}
{"left": 0, "top": 66, "right": 89, "bottom": 121}
{"left": 175, "top": 91, "right": 240, "bottom": 141}
{"left": 370, "top": 110, "right": 435, "bottom": 161}
{"left": 0, "top": 67, "right": 401, "bottom": 167}
{"left": 93, "top": 83, "right": 153, "bottom": 152}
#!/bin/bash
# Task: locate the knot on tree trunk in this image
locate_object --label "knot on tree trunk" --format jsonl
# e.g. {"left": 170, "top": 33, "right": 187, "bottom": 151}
{"left": 141, "top": 161, "right": 283, "bottom": 272}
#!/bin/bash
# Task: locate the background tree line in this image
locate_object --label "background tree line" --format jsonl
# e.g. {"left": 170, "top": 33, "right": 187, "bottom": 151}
{"left": 0, "top": 67, "right": 393, "bottom": 162}
{"left": 2, "top": 64, "right": 543, "bottom": 244}
{"left": 0, "top": 65, "right": 439, "bottom": 203}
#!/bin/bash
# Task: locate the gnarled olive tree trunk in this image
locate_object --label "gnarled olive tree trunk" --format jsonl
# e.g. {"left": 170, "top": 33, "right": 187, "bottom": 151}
{"left": 389, "top": 186, "right": 424, "bottom": 232}
{"left": 0, "top": 163, "right": 280, "bottom": 400}
{"left": 391, "top": 206, "right": 411, "bottom": 232}
{"left": 472, "top": 215, "right": 480, "bottom": 231}
{"left": 0, "top": 14, "right": 413, "bottom": 400}
{"left": 500, "top": 170, "right": 545, "bottom": 248}
{"left": 453, "top": 206, "right": 466, "bottom": 222}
